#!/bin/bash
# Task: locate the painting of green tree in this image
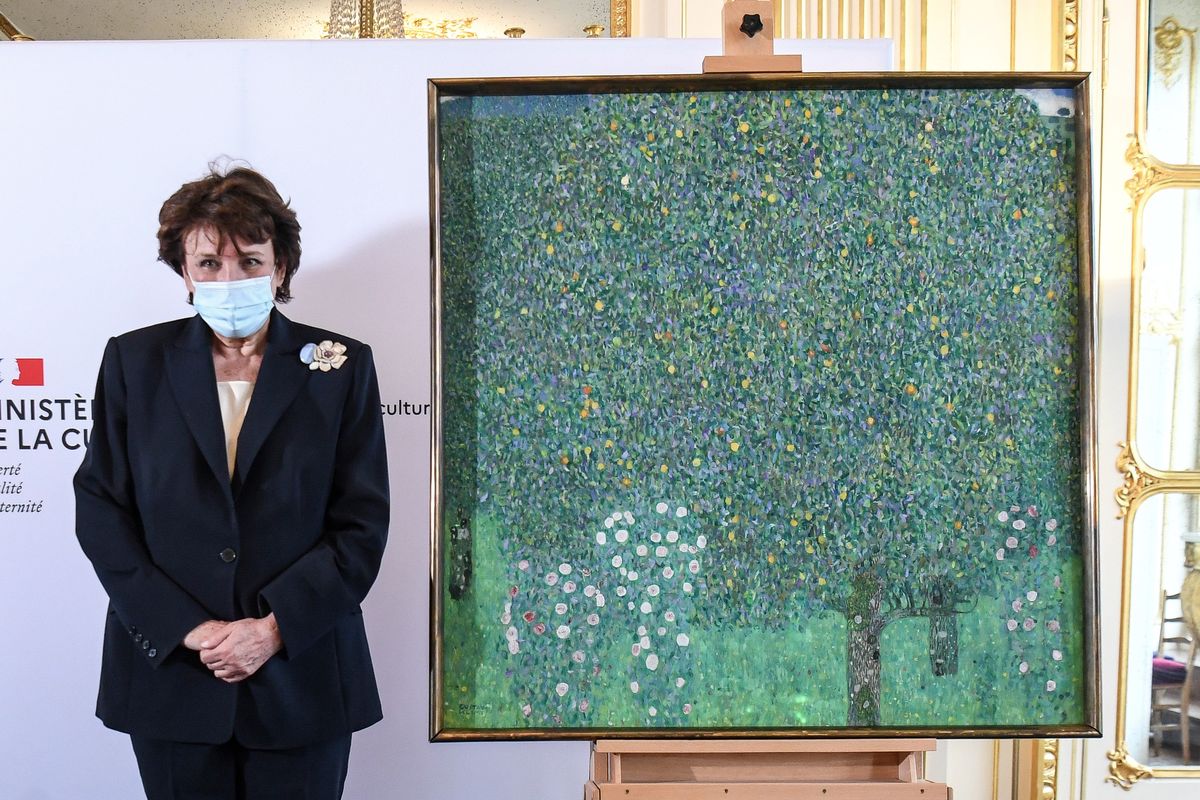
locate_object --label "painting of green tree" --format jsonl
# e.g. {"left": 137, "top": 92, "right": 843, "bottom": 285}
{"left": 435, "top": 80, "right": 1091, "bottom": 734}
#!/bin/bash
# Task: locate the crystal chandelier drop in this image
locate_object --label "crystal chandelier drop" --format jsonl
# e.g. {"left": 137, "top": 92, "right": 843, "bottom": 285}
{"left": 328, "top": 0, "right": 405, "bottom": 38}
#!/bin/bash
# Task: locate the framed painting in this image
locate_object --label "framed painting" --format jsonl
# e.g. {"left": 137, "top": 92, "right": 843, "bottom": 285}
{"left": 429, "top": 73, "right": 1099, "bottom": 740}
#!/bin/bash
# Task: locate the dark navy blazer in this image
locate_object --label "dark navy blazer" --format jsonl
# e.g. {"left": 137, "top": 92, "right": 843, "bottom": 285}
{"left": 74, "top": 310, "right": 389, "bottom": 748}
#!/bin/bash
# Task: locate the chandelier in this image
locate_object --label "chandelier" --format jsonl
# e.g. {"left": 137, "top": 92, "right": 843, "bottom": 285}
{"left": 328, "top": 0, "right": 405, "bottom": 38}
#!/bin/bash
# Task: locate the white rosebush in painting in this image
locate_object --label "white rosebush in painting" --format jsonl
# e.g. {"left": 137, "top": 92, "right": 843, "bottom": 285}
{"left": 991, "top": 501, "right": 1069, "bottom": 702}
{"left": 502, "top": 500, "right": 703, "bottom": 726}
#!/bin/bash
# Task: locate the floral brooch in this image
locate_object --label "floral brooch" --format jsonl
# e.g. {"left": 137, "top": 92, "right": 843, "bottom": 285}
{"left": 300, "top": 340, "right": 348, "bottom": 371}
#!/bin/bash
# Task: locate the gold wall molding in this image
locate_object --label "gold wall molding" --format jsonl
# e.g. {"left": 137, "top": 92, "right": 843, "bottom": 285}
{"left": 612, "top": 0, "right": 630, "bottom": 37}
{"left": 1115, "top": 441, "right": 1160, "bottom": 518}
{"left": 1063, "top": 0, "right": 1079, "bottom": 70}
{"left": 1034, "top": 739, "right": 1060, "bottom": 800}
{"left": 1154, "top": 17, "right": 1194, "bottom": 89}
{"left": 1105, "top": 745, "right": 1152, "bottom": 790}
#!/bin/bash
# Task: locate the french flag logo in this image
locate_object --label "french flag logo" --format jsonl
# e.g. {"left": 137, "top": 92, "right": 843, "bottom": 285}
{"left": 0, "top": 358, "right": 44, "bottom": 386}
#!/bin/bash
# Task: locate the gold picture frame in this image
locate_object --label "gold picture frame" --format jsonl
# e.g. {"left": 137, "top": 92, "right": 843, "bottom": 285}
{"left": 428, "top": 72, "right": 1100, "bottom": 742}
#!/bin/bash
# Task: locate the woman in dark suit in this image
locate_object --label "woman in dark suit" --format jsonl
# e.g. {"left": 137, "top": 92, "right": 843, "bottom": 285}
{"left": 74, "top": 166, "right": 389, "bottom": 799}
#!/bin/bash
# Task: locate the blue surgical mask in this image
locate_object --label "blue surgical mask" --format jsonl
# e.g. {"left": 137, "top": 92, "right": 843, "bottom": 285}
{"left": 192, "top": 276, "right": 275, "bottom": 338}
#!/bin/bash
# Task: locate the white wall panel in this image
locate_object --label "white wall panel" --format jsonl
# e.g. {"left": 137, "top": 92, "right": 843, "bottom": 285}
{"left": 0, "top": 36, "right": 888, "bottom": 800}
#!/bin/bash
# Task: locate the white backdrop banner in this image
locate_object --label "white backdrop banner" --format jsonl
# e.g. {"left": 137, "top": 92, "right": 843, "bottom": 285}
{"left": 0, "top": 37, "right": 888, "bottom": 800}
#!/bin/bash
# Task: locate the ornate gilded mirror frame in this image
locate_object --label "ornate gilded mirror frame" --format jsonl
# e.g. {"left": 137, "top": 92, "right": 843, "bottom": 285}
{"left": 1108, "top": 0, "right": 1200, "bottom": 788}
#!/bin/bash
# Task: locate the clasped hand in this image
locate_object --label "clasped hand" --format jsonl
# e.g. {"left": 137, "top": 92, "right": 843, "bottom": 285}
{"left": 183, "top": 615, "right": 283, "bottom": 683}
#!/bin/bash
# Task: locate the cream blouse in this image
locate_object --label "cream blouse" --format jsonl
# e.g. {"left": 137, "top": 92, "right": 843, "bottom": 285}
{"left": 216, "top": 380, "right": 254, "bottom": 478}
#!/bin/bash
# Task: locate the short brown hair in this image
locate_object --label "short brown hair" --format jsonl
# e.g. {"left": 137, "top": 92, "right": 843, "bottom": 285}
{"left": 157, "top": 166, "right": 302, "bottom": 303}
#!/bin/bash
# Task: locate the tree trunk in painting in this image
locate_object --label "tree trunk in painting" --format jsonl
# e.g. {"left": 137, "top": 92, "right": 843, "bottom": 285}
{"left": 846, "top": 574, "right": 883, "bottom": 727}
{"left": 447, "top": 514, "right": 472, "bottom": 600}
{"left": 928, "top": 613, "right": 959, "bottom": 677}
{"left": 844, "top": 573, "right": 963, "bottom": 726}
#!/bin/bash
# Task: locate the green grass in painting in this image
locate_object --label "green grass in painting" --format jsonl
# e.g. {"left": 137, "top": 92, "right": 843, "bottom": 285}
{"left": 443, "top": 514, "right": 1085, "bottom": 730}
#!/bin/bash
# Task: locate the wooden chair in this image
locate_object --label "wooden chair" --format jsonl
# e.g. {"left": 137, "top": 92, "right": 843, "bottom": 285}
{"left": 1150, "top": 591, "right": 1195, "bottom": 761}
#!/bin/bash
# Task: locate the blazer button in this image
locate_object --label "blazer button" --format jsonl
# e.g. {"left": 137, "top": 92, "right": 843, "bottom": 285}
{"left": 142, "top": 640, "right": 150, "bottom": 650}
{"left": 134, "top": 633, "right": 143, "bottom": 643}
{"left": 219, "top": 548, "right": 237, "bottom": 563}
{"left": 148, "top": 648, "right": 157, "bottom": 658}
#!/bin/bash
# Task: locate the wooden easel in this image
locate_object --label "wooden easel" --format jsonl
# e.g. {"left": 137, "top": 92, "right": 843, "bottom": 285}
{"left": 702, "top": 0, "right": 804, "bottom": 73}
{"left": 585, "top": 739, "right": 951, "bottom": 799}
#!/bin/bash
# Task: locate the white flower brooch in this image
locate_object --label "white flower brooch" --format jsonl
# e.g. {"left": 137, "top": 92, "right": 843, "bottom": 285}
{"left": 300, "top": 340, "right": 348, "bottom": 371}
